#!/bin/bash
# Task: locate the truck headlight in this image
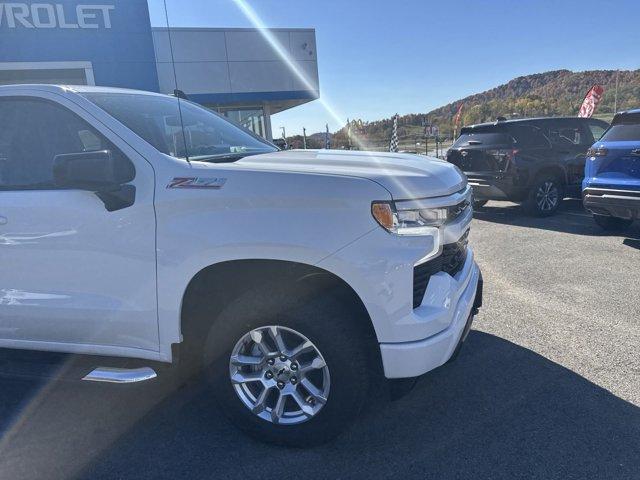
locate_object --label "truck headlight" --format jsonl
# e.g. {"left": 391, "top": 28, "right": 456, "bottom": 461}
{"left": 371, "top": 202, "right": 446, "bottom": 236}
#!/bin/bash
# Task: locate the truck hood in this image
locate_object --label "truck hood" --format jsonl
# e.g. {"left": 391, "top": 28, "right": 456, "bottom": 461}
{"left": 233, "top": 149, "right": 466, "bottom": 199}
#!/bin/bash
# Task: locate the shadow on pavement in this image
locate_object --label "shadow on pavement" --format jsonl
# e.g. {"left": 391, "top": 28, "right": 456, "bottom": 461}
{"left": 623, "top": 238, "right": 640, "bottom": 250}
{"left": 474, "top": 199, "right": 640, "bottom": 240}
{"left": 0, "top": 331, "right": 632, "bottom": 480}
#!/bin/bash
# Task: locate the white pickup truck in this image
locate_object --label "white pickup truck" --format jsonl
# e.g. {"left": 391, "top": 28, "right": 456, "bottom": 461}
{"left": 0, "top": 85, "right": 482, "bottom": 445}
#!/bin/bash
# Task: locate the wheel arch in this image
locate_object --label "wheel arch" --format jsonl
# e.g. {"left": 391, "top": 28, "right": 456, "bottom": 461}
{"left": 178, "top": 259, "right": 377, "bottom": 357}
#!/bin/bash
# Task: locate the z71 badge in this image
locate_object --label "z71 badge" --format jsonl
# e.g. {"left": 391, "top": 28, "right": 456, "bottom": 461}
{"left": 167, "top": 177, "right": 227, "bottom": 189}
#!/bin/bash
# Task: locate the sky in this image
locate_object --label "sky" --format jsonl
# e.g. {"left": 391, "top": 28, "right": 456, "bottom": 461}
{"left": 149, "top": 0, "right": 640, "bottom": 135}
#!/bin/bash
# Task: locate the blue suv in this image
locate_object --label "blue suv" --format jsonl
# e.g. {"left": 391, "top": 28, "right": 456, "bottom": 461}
{"left": 583, "top": 109, "right": 640, "bottom": 230}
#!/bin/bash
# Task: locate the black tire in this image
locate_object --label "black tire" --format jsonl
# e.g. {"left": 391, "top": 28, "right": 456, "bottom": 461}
{"left": 524, "top": 175, "right": 563, "bottom": 217}
{"left": 473, "top": 200, "right": 488, "bottom": 209}
{"left": 593, "top": 214, "right": 634, "bottom": 231}
{"left": 202, "top": 285, "right": 376, "bottom": 447}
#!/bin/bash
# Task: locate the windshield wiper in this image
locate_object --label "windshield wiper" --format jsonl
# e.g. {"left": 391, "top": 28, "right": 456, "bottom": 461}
{"left": 194, "top": 151, "right": 267, "bottom": 163}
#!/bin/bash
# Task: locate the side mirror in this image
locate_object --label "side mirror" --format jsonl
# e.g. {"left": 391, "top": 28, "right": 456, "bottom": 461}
{"left": 53, "top": 150, "right": 136, "bottom": 212}
{"left": 53, "top": 150, "right": 119, "bottom": 191}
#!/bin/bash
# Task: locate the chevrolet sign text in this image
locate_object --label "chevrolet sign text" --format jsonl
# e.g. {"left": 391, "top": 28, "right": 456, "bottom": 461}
{"left": 0, "top": 3, "right": 115, "bottom": 29}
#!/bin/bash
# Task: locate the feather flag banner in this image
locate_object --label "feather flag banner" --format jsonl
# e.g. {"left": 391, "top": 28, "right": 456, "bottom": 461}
{"left": 389, "top": 114, "right": 399, "bottom": 152}
{"left": 578, "top": 85, "right": 604, "bottom": 118}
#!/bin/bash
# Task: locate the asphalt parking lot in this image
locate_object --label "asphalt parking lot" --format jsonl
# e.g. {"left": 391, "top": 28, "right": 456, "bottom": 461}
{"left": 0, "top": 199, "right": 638, "bottom": 480}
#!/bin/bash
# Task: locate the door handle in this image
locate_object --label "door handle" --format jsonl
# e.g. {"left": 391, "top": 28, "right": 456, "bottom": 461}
{"left": 0, "top": 216, "right": 7, "bottom": 225}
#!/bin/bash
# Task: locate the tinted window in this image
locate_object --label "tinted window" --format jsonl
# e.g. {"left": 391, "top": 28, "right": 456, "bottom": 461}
{"left": 453, "top": 132, "right": 513, "bottom": 147}
{"left": 600, "top": 114, "right": 640, "bottom": 142}
{"left": 507, "top": 124, "right": 550, "bottom": 148}
{"left": 588, "top": 122, "right": 607, "bottom": 142}
{"left": 83, "top": 93, "right": 277, "bottom": 162}
{"left": 542, "top": 120, "right": 585, "bottom": 146}
{"left": 0, "top": 98, "right": 132, "bottom": 190}
{"left": 600, "top": 124, "right": 640, "bottom": 142}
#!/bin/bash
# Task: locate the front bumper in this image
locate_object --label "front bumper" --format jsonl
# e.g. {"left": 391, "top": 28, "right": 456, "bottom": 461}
{"left": 583, "top": 187, "right": 640, "bottom": 219}
{"left": 315, "top": 187, "right": 479, "bottom": 380}
{"left": 380, "top": 263, "right": 483, "bottom": 379}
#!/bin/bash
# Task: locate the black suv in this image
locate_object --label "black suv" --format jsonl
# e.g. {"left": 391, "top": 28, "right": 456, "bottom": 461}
{"left": 446, "top": 117, "right": 609, "bottom": 216}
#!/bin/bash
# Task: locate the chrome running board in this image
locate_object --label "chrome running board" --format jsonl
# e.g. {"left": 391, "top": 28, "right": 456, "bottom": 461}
{"left": 82, "top": 366, "right": 157, "bottom": 383}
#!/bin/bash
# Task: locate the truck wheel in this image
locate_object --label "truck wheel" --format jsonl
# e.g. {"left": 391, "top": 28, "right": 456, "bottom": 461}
{"left": 593, "top": 214, "right": 634, "bottom": 231}
{"left": 202, "top": 287, "right": 375, "bottom": 447}
{"left": 525, "top": 176, "right": 563, "bottom": 217}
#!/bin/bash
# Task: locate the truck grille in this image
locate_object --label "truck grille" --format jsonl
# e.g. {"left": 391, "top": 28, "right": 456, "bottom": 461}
{"left": 448, "top": 197, "right": 472, "bottom": 222}
{"left": 413, "top": 230, "right": 470, "bottom": 308}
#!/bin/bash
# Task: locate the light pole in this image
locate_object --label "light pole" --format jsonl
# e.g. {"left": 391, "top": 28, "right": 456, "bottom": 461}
{"left": 614, "top": 70, "right": 620, "bottom": 114}
{"left": 303, "top": 127, "right": 307, "bottom": 149}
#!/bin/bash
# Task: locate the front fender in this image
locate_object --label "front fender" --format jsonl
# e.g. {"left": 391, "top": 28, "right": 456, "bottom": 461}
{"left": 152, "top": 161, "right": 391, "bottom": 360}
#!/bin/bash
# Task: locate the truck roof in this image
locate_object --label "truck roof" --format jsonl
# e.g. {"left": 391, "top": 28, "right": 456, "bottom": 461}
{"left": 0, "top": 84, "right": 165, "bottom": 97}
{"left": 464, "top": 116, "right": 594, "bottom": 130}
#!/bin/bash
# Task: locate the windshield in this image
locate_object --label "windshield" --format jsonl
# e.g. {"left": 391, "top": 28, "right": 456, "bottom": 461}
{"left": 83, "top": 92, "right": 277, "bottom": 161}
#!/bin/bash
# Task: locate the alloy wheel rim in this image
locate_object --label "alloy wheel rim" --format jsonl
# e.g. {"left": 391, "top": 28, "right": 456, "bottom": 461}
{"left": 228, "top": 325, "right": 330, "bottom": 425}
{"left": 536, "top": 181, "right": 559, "bottom": 211}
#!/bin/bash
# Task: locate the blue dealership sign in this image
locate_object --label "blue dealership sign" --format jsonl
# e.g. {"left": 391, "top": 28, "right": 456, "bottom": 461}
{"left": 0, "top": 0, "right": 159, "bottom": 91}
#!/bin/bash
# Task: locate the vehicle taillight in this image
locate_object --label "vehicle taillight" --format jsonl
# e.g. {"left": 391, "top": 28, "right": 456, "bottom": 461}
{"left": 488, "top": 148, "right": 517, "bottom": 172}
{"left": 586, "top": 147, "right": 609, "bottom": 157}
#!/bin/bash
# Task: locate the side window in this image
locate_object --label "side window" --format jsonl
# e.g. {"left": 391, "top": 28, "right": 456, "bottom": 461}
{"left": 547, "top": 120, "right": 583, "bottom": 147}
{"left": 587, "top": 122, "right": 607, "bottom": 142}
{"left": 508, "top": 125, "right": 550, "bottom": 149}
{"left": 0, "top": 98, "right": 133, "bottom": 190}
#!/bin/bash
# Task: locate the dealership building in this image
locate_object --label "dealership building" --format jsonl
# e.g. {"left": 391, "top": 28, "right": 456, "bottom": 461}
{"left": 0, "top": 0, "right": 319, "bottom": 140}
